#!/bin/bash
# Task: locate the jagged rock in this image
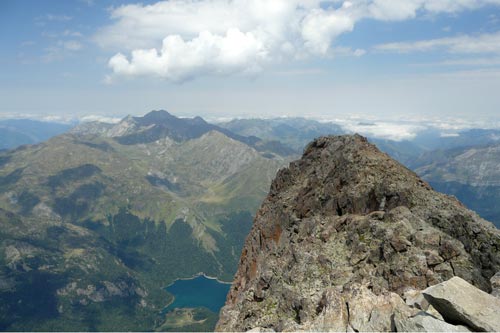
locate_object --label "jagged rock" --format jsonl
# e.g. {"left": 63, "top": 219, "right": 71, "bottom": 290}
{"left": 404, "top": 289, "right": 429, "bottom": 310}
{"left": 491, "top": 271, "right": 500, "bottom": 298}
{"left": 395, "top": 312, "right": 471, "bottom": 332}
{"left": 310, "top": 288, "right": 349, "bottom": 331}
{"left": 423, "top": 276, "right": 500, "bottom": 332}
{"left": 426, "top": 304, "right": 444, "bottom": 321}
{"left": 216, "top": 135, "right": 500, "bottom": 332}
{"left": 246, "top": 327, "right": 275, "bottom": 332}
{"left": 344, "top": 285, "right": 414, "bottom": 332}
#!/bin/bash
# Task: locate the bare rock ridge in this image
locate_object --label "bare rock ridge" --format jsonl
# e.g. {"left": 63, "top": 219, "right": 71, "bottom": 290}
{"left": 216, "top": 135, "right": 500, "bottom": 332}
{"left": 72, "top": 110, "right": 296, "bottom": 156}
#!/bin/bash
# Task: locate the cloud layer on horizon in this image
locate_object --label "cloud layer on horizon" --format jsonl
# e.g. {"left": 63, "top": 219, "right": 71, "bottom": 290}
{"left": 96, "top": 0, "right": 500, "bottom": 82}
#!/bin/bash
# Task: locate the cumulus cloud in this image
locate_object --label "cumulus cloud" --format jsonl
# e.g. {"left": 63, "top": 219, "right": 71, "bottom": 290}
{"left": 97, "top": 0, "right": 500, "bottom": 82}
{"left": 108, "top": 29, "right": 267, "bottom": 81}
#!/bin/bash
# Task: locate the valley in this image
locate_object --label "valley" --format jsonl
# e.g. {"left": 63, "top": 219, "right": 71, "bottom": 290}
{"left": 0, "top": 111, "right": 291, "bottom": 331}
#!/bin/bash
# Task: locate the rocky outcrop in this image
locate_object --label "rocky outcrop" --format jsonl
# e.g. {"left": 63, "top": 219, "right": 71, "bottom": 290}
{"left": 216, "top": 135, "right": 500, "bottom": 332}
{"left": 422, "top": 277, "right": 500, "bottom": 332}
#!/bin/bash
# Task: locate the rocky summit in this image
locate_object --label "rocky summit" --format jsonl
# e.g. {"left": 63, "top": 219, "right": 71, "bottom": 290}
{"left": 216, "top": 135, "right": 500, "bottom": 332}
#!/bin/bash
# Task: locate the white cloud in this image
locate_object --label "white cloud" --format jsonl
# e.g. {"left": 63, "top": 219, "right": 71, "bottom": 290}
{"left": 108, "top": 29, "right": 266, "bottom": 81}
{"left": 62, "top": 30, "right": 83, "bottom": 38}
{"left": 333, "top": 46, "right": 367, "bottom": 57}
{"left": 440, "top": 132, "right": 460, "bottom": 137}
{"left": 272, "top": 68, "right": 326, "bottom": 76}
{"left": 415, "top": 57, "right": 500, "bottom": 66}
{"left": 366, "top": 0, "right": 422, "bottom": 21}
{"left": 375, "top": 32, "right": 500, "bottom": 54}
{"left": 42, "top": 30, "right": 83, "bottom": 39}
{"left": 79, "top": 0, "right": 95, "bottom": 6}
{"left": 97, "top": 0, "right": 500, "bottom": 81}
{"left": 20, "top": 41, "right": 36, "bottom": 47}
{"left": 432, "top": 68, "right": 500, "bottom": 79}
{"left": 63, "top": 40, "right": 83, "bottom": 51}
{"left": 42, "top": 40, "right": 84, "bottom": 62}
{"left": 422, "top": 0, "right": 500, "bottom": 13}
{"left": 42, "top": 46, "right": 64, "bottom": 63}
{"left": 333, "top": 115, "right": 500, "bottom": 141}
{"left": 301, "top": 7, "right": 355, "bottom": 54}
{"left": 444, "top": 57, "right": 500, "bottom": 65}
{"left": 45, "top": 14, "right": 73, "bottom": 22}
{"left": 79, "top": 115, "right": 122, "bottom": 123}
{"left": 339, "top": 120, "right": 426, "bottom": 141}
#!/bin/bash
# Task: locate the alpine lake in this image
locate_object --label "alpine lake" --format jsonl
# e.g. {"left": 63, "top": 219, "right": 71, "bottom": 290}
{"left": 160, "top": 275, "right": 231, "bottom": 331}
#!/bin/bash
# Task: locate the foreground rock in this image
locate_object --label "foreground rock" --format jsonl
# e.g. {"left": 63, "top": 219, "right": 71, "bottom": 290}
{"left": 422, "top": 277, "right": 500, "bottom": 332}
{"left": 395, "top": 312, "right": 470, "bottom": 332}
{"left": 216, "top": 135, "right": 500, "bottom": 332}
{"left": 491, "top": 271, "right": 500, "bottom": 298}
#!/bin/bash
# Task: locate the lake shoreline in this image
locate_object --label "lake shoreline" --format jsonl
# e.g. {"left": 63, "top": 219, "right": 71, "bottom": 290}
{"left": 164, "top": 272, "right": 232, "bottom": 289}
{"left": 162, "top": 272, "right": 231, "bottom": 314}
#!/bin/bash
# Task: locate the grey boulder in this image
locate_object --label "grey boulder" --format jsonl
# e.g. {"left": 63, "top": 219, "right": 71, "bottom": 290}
{"left": 395, "top": 312, "right": 470, "bottom": 332}
{"left": 423, "top": 276, "right": 500, "bottom": 332}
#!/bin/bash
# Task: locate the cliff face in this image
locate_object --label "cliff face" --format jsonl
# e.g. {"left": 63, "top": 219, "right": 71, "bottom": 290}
{"left": 216, "top": 135, "right": 500, "bottom": 332}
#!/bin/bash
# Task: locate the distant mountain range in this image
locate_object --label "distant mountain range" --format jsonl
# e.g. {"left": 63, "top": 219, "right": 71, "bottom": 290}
{"left": 75, "top": 111, "right": 296, "bottom": 157}
{"left": 218, "top": 117, "right": 344, "bottom": 152}
{"left": 0, "top": 111, "right": 291, "bottom": 331}
{"left": 412, "top": 143, "right": 500, "bottom": 228}
{"left": 220, "top": 118, "right": 500, "bottom": 228}
{"left": 0, "top": 112, "right": 499, "bottom": 330}
{"left": 0, "top": 119, "right": 72, "bottom": 150}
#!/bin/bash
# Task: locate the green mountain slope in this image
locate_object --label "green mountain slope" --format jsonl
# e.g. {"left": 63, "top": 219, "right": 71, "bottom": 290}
{"left": 0, "top": 111, "right": 289, "bottom": 331}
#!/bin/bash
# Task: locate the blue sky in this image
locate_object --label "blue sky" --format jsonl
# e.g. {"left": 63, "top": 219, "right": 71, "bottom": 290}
{"left": 1, "top": 0, "right": 500, "bottom": 123}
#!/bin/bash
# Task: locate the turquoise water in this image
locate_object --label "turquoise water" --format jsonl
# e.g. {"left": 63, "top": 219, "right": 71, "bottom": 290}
{"left": 165, "top": 275, "right": 231, "bottom": 313}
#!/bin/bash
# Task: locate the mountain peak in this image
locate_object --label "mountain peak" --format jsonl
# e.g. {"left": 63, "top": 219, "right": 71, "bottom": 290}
{"left": 270, "top": 134, "right": 433, "bottom": 218}
{"left": 217, "top": 134, "right": 500, "bottom": 332}
{"left": 134, "top": 110, "right": 175, "bottom": 125}
{"left": 111, "top": 111, "right": 215, "bottom": 144}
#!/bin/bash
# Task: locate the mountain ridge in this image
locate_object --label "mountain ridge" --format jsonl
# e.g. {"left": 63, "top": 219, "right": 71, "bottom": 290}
{"left": 72, "top": 110, "right": 296, "bottom": 157}
{"left": 216, "top": 134, "right": 500, "bottom": 331}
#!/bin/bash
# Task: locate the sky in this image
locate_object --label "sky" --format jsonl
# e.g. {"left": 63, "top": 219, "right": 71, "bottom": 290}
{"left": 1, "top": 0, "right": 500, "bottom": 124}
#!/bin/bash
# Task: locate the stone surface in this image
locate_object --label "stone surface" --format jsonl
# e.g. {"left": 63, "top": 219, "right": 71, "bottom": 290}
{"left": 404, "top": 289, "right": 429, "bottom": 310}
{"left": 423, "top": 276, "right": 500, "bottom": 332}
{"left": 246, "top": 327, "right": 275, "bottom": 332}
{"left": 216, "top": 135, "right": 500, "bottom": 332}
{"left": 395, "top": 312, "right": 471, "bottom": 332}
{"left": 426, "top": 304, "right": 444, "bottom": 321}
{"left": 491, "top": 271, "right": 500, "bottom": 298}
{"left": 345, "top": 286, "right": 413, "bottom": 332}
